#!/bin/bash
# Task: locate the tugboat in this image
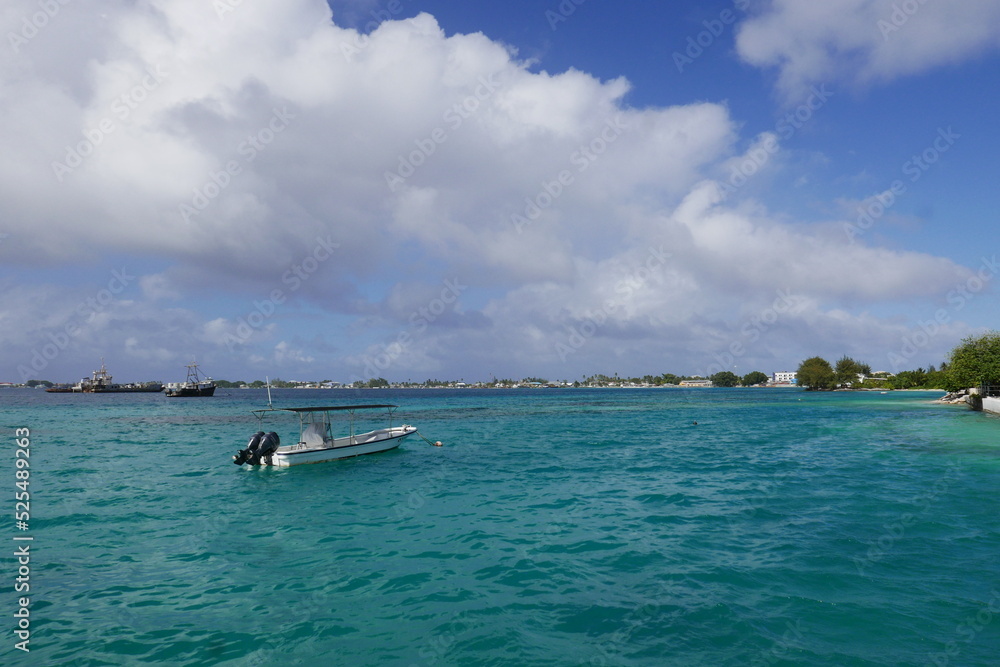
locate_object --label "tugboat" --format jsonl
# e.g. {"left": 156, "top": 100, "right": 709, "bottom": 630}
{"left": 164, "top": 362, "right": 216, "bottom": 397}
{"left": 77, "top": 359, "right": 163, "bottom": 393}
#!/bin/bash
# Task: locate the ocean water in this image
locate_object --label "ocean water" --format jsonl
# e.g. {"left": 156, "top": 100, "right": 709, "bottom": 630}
{"left": 2, "top": 387, "right": 999, "bottom": 666}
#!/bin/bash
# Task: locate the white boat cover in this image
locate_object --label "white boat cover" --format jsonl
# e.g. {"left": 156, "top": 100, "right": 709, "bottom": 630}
{"left": 301, "top": 422, "right": 328, "bottom": 447}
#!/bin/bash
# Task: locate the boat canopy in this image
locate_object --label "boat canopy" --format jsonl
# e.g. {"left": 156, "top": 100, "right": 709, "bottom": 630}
{"left": 250, "top": 404, "right": 403, "bottom": 446}
{"left": 252, "top": 404, "right": 398, "bottom": 419}
{"left": 274, "top": 405, "right": 398, "bottom": 412}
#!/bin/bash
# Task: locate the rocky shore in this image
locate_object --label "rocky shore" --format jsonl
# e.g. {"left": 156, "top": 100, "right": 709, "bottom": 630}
{"left": 937, "top": 390, "right": 971, "bottom": 405}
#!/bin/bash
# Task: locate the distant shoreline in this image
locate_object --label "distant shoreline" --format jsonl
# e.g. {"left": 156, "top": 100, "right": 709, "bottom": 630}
{"left": 6, "top": 384, "right": 950, "bottom": 389}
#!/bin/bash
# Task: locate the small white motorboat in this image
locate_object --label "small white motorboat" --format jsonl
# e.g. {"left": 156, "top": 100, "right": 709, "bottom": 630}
{"left": 233, "top": 404, "right": 417, "bottom": 467}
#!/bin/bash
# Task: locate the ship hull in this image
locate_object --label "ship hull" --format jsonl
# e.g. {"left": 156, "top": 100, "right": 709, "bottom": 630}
{"left": 165, "top": 385, "right": 216, "bottom": 397}
{"left": 85, "top": 384, "right": 164, "bottom": 393}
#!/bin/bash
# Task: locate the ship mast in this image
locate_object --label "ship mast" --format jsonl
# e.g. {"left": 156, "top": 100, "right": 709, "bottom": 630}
{"left": 93, "top": 358, "right": 112, "bottom": 385}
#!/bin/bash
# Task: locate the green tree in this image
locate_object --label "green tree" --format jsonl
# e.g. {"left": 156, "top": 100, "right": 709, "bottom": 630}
{"left": 834, "top": 356, "right": 865, "bottom": 387}
{"left": 710, "top": 371, "right": 739, "bottom": 387}
{"left": 366, "top": 377, "right": 390, "bottom": 388}
{"left": 947, "top": 331, "right": 1000, "bottom": 391}
{"left": 741, "top": 371, "right": 769, "bottom": 386}
{"left": 889, "top": 368, "right": 926, "bottom": 389}
{"left": 797, "top": 357, "right": 836, "bottom": 391}
{"left": 925, "top": 365, "right": 949, "bottom": 389}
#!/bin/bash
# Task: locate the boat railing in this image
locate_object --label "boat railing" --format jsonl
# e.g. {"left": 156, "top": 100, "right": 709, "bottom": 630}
{"left": 981, "top": 384, "right": 1000, "bottom": 397}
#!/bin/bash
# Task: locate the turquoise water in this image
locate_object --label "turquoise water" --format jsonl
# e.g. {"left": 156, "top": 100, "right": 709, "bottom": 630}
{"left": 2, "top": 387, "right": 999, "bottom": 666}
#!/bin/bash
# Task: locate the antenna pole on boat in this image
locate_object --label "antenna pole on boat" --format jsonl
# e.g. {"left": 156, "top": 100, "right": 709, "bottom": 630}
{"left": 266, "top": 376, "right": 273, "bottom": 409}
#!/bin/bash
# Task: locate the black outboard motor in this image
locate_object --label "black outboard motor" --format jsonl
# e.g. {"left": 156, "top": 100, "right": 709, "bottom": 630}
{"left": 250, "top": 432, "right": 280, "bottom": 465}
{"left": 233, "top": 431, "right": 265, "bottom": 465}
{"left": 234, "top": 431, "right": 281, "bottom": 465}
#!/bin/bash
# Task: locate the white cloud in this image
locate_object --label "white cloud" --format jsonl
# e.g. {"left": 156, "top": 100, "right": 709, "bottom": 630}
{"left": 140, "top": 273, "right": 182, "bottom": 301}
{"left": 670, "top": 181, "right": 969, "bottom": 302}
{"left": 273, "top": 340, "right": 315, "bottom": 365}
{"left": 0, "top": 0, "right": 989, "bottom": 381}
{"left": 1, "top": 2, "right": 735, "bottom": 275}
{"left": 736, "top": 0, "right": 1000, "bottom": 100}
{"left": 0, "top": 276, "right": 217, "bottom": 381}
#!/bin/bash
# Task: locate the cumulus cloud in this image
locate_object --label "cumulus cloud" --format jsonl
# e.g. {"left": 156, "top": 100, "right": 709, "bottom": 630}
{"left": 0, "top": 0, "right": 987, "bottom": 381}
{"left": 736, "top": 0, "right": 1000, "bottom": 100}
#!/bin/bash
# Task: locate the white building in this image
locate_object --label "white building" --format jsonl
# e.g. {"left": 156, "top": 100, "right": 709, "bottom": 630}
{"left": 772, "top": 371, "right": 797, "bottom": 384}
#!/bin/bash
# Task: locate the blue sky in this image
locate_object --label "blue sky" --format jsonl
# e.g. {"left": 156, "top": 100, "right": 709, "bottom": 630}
{"left": 2, "top": 0, "right": 999, "bottom": 384}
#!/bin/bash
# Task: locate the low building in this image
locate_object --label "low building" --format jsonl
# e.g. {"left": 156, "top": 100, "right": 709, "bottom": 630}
{"left": 772, "top": 371, "right": 797, "bottom": 384}
{"left": 679, "top": 379, "right": 713, "bottom": 387}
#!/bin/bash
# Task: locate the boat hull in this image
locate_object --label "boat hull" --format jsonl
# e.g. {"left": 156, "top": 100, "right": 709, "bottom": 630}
{"left": 85, "top": 384, "right": 164, "bottom": 393}
{"left": 166, "top": 363, "right": 216, "bottom": 397}
{"left": 266, "top": 426, "right": 417, "bottom": 467}
{"left": 165, "top": 385, "right": 216, "bottom": 397}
